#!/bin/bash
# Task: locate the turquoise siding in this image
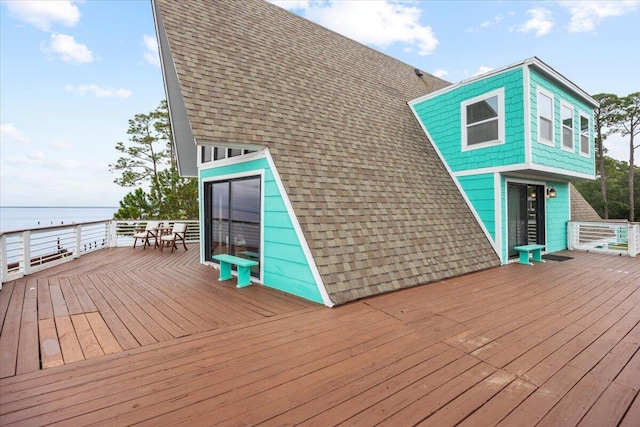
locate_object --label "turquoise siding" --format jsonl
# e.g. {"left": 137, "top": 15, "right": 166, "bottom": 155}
{"left": 200, "top": 158, "right": 324, "bottom": 304}
{"left": 457, "top": 174, "right": 496, "bottom": 241}
{"left": 545, "top": 181, "right": 570, "bottom": 252}
{"left": 413, "top": 68, "right": 525, "bottom": 172}
{"left": 530, "top": 70, "right": 595, "bottom": 176}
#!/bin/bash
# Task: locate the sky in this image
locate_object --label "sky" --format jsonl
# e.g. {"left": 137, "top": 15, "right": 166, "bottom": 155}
{"left": 1, "top": 1, "right": 639, "bottom": 207}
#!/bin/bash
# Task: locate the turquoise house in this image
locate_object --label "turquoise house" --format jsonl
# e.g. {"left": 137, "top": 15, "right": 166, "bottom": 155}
{"left": 153, "top": 1, "right": 597, "bottom": 306}
{"left": 409, "top": 58, "right": 598, "bottom": 264}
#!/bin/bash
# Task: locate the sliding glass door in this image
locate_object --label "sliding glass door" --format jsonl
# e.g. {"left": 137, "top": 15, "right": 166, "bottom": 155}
{"left": 507, "top": 183, "right": 545, "bottom": 258}
{"left": 205, "top": 176, "right": 261, "bottom": 277}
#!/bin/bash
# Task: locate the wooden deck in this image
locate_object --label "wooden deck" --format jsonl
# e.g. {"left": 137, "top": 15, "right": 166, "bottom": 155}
{"left": 0, "top": 247, "right": 638, "bottom": 426}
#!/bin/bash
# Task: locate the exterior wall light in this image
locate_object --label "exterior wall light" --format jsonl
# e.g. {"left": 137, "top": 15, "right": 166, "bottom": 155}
{"left": 547, "top": 187, "right": 557, "bottom": 198}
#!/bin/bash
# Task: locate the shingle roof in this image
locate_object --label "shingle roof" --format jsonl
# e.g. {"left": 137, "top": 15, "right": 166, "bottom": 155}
{"left": 154, "top": 0, "right": 501, "bottom": 304}
{"left": 570, "top": 183, "right": 602, "bottom": 222}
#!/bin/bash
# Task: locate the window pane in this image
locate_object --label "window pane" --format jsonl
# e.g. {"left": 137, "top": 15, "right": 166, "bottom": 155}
{"left": 563, "top": 126, "right": 573, "bottom": 148}
{"left": 580, "top": 116, "right": 589, "bottom": 133}
{"left": 231, "top": 178, "right": 261, "bottom": 275}
{"left": 562, "top": 105, "right": 572, "bottom": 128}
{"left": 468, "top": 119, "right": 498, "bottom": 145}
{"left": 467, "top": 96, "right": 498, "bottom": 125}
{"left": 211, "top": 182, "right": 229, "bottom": 257}
{"left": 581, "top": 134, "right": 589, "bottom": 153}
{"left": 540, "top": 117, "right": 553, "bottom": 141}
{"left": 539, "top": 93, "right": 552, "bottom": 118}
{"left": 228, "top": 148, "right": 242, "bottom": 157}
{"left": 580, "top": 116, "right": 589, "bottom": 153}
{"left": 213, "top": 147, "right": 227, "bottom": 160}
{"left": 202, "top": 146, "right": 212, "bottom": 163}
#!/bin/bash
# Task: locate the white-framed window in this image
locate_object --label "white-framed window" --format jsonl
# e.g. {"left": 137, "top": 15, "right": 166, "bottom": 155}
{"left": 200, "top": 146, "right": 256, "bottom": 164}
{"left": 537, "top": 89, "right": 554, "bottom": 146}
{"left": 580, "top": 113, "right": 590, "bottom": 156}
{"left": 461, "top": 89, "right": 505, "bottom": 151}
{"left": 561, "top": 103, "right": 574, "bottom": 152}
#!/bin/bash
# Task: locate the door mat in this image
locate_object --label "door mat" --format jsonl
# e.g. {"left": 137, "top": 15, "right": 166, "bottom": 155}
{"left": 542, "top": 254, "right": 574, "bottom": 262}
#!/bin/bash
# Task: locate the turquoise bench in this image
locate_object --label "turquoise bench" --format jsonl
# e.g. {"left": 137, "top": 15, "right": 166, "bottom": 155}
{"left": 513, "top": 244, "right": 545, "bottom": 266}
{"left": 211, "top": 254, "right": 258, "bottom": 288}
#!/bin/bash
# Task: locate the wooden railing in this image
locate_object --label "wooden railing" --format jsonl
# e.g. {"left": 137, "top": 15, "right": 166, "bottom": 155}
{"left": 568, "top": 221, "right": 639, "bottom": 257}
{"left": 0, "top": 220, "right": 200, "bottom": 286}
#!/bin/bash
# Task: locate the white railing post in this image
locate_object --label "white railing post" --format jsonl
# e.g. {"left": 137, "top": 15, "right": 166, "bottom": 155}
{"left": 0, "top": 234, "right": 7, "bottom": 287}
{"left": 22, "top": 230, "right": 31, "bottom": 276}
{"left": 74, "top": 224, "right": 82, "bottom": 259}
{"left": 108, "top": 220, "right": 118, "bottom": 248}
{"left": 629, "top": 223, "right": 639, "bottom": 257}
{"left": 567, "top": 222, "right": 576, "bottom": 250}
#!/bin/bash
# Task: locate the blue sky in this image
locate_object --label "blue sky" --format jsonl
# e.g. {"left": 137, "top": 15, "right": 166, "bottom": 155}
{"left": 1, "top": 0, "right": 639, "bottom": 207}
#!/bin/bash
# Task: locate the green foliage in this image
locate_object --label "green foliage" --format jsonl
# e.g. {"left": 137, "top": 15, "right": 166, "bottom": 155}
{"left": 573, "top": 156, "right": 640, "bottom": 221}
{"left": 111, "top": 100, "right": 198, "bottom": 220}
{"left": 586, "top": 92, "right": 640, "bottom": 221}
{"left": 113, "top": 188, "right": 153, "bottom": 219}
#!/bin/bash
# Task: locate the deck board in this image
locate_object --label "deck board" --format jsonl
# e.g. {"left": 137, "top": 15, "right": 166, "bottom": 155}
{"left": 55, "top": 316, "right": 84, "bottom": 364}
{"left": 0, "top": 247, "right": 638, "bottom": 426}
{"left": 0, "top": 280, "right": 25, "bottom": 378}
{"left": 15, "top": 296, "right": 39, "bottom": 375}
{"left": 70, "top": 314, "right": 104, "bottom": 359}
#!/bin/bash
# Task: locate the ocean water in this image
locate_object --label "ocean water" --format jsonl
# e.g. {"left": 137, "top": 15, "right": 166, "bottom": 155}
{"left": 0, "top": 206, "right": 118, "bottom": 233}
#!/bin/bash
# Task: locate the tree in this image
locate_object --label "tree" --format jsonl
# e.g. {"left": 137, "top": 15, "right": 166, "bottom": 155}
{"left": 574, "top": 155, "right": 640, "bottom": 221}
{"left": 610, "top": 92, "right": 640, "bottom": 221}
{"left": 113, "top": 188, "right": 152, "bottom": 220}
{"left": 110, "top": 101, "right": 198, "bottom": 220}
{"left": 592, "top": 93, "right": 618, "bottom": 219}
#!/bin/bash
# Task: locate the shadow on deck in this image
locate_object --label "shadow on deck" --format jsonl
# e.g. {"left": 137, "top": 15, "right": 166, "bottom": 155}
{"left": 0, "top": 246, "right": 638, "bottom": 426}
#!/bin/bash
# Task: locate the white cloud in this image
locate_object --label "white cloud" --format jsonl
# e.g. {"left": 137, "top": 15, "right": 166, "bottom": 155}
{"left": 42, "top": 33, "right": 93, "bottom": 64}
{"left": 25, "top": 151, "right": 46, "bottom": 163}
{"left": 1, "top": 123, "right": 31, "bottom": 144}
{"left": 559, "top": 1, "right": 640, "bottom": 32}
{"left": 48, "top": 140, "right": 72, "bottom": 150}
{"left": 474, "top": 66, "right": 494, "bottom": 76}
{"left": 271, "top": 0, "right": 438, "bottom": 55}
{"left": 433, "top": 69, "right": 448, "bottom": 79}
{"left": 65, "top": 84, "right": 132, "bottom": 98}
{"left": 143, "top": 34, "right": 160, "bottom": 66}
{"left": 518, "top": 8, "right": 554, "bottom": 37}
{"left": 466, "top": 14, "right": 505, "bottom": 32}
{"left": 4, "top": 0, "right": 80, "bottom": 31}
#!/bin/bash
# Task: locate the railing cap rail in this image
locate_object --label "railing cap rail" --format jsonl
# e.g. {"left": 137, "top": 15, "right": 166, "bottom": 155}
{"left": 0, "top": 219, "right": 112, "bottom": 236}
{"left": 1, "top": 218, "right": 200, "bottom": 237}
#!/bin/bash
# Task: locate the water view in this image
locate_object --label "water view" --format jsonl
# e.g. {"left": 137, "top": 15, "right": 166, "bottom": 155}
{"left": 0, "top": 206, "right": 118, "bottom": 233}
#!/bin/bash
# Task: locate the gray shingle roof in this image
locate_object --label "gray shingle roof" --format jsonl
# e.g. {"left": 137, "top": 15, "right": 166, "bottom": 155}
{"left": 154, "top": 0, "right": 501, "bottom": 305}
{"left": 570, "top": 183, "right": 602, "bottom": 222}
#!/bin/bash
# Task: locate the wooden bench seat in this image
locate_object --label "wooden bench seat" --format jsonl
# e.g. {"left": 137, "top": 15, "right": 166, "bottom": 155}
{"left": 211, "top": 254, "right": 259, "bottom": 287}
{"left": 513, "top": 244, "right": 545, "bottom": 266}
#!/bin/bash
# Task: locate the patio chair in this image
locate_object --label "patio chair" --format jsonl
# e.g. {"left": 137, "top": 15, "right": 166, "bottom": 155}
{"left": 133, "top": 221, "right": 162, "bottom": 249}
{"left": 159, "top": 223, "right": 188, "bottom": 252}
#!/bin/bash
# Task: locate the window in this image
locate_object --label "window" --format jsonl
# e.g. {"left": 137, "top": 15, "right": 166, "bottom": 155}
{"left": 561, "top": 104, "right": 574, "bottom": 151}
{"left": 200, "top": 146, "right": 258, "bottom": 164}
{"left": 201, "top": 146, "right": 212, "bottom": 163}
{"left": 580, "top": 114, "right": 590, "bottom": 156}
{"left": 462, "top": 89, "right": 504, "bottom": 150}
{"left": 537, "top": 90, "right": 554, "bottom": 145}
{"left": 214, "top": 147, "right": 227, "bottom": 161}
{"left": 204, "top": 176, "right": 261, "bottom": 277}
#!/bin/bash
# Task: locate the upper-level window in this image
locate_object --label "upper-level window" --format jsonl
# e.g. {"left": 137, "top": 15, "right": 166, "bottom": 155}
{"left": 461, "top": 89, "right": 505, "bottom": 151}
{"left": 580, "top": 114, "right": 590, "bottom": 156}
{"left": 537, "top": 90, "right": 554, "bottom": 146}
{"left": 200, "top": 146, "right": 256, "bottom": 164}
{"left": 561, "top": 103, "right": 574, "bottom": 151}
